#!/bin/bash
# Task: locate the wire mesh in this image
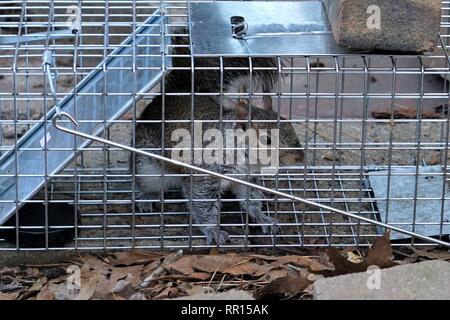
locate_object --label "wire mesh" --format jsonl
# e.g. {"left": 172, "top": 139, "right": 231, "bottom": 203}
{"left": 0, "top": 0, "right": 449, "bottom": 251}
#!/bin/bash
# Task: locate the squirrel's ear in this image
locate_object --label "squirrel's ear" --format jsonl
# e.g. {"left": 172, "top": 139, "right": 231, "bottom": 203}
{"left": 233, "top": 101, "right": 250, "bottom": 131}
{"left": 238, "top": 84, "right": 250, "bottom": 106}
{"left": 234, "top": 101, "right": 249, "bottom": 120}
{"left": 263, "top": 95, "right": 273, "bottom": 111}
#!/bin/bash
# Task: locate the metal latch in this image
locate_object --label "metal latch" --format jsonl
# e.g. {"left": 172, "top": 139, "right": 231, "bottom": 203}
{"left": 230, "top": 16, "right": 248, "bottom": 39}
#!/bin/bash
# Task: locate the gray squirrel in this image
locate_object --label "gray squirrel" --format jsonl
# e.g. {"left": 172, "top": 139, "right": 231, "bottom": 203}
{"left": 165, "top": 26, "right": 280, "bottom": 110}
{"left": 134, "top": 95, "right": 304, "bottom": 245}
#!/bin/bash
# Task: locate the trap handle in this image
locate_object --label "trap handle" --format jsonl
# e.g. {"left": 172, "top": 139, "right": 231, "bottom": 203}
{"left": 52, "top": 111, "right": 450, "bottom": 248}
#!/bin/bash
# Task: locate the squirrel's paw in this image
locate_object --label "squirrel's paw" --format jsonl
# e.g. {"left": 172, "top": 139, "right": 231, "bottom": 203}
{"left": 136, "top": 192, "right": 160, "bottom": 213}
{"left": 248, "top": 206, "right": 279, "bottom": 235}
{"left": 137, "top": 201, "right": 154, "bottom": 213}
{"left": 205, "top": 227, "right": 229, "bottom": 245}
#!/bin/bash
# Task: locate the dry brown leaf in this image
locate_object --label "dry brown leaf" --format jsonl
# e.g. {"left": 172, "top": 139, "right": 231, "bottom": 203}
{"left": 346, "top": 251, "right": 364, "bottom": 264}
{"left": 225, "top": 261, "right": 274, "bottom": 276}
{"left": 410, "top": 247, "right": 450, "bottom": 261}
{"left": 0, "top": 292, "right": 20, "bottom": 300}
{"left": 28, "top": 277, "right": 47, "bottom": 292}
{"left": 141, "top": 260, "right": 162, "bottom": 280}
{"left": 109, "top": 265, "right": 143, "bottom": 289}
{"left": 188, "top": 272, "right": 212, "bottom": 280}
{"left": 36, "top": 287, "right": 54, "bottom": 300}
{"left": 140, "top": 250, "right": 183, "bottom": 288}
{"left": 40, "top": 282, "right": 79, "bottom": 300}
{"left": 177, "top": 282, "right": 207, "bottom": 296}
{"left": 84, "top": 263, "right": 144, "bottom": 299}
{"left": 165, "top": 253, "right": 331, "bottom": 278}
{"left": 25, "top": 268, "right": 40, "bottom": 278}
{"left": 257, "top": 269, "right": 288, "bottom": 283}
{"left": 111, "top": 279, "right": 131, "bottom": 293}
{"left": 165, "top": 255, "right": 269, "bottom": 276}
{"left": 108, "top": 251, "right": 163, "bottom": 266}
{"left": 255, "top": 275, "right": 312, "bottom": 300}
{"left": 263, "top": 255, "right": 333, "bottom": 272}
{"left": 82, "top": 255, "right": 112, "bottom": 276}
{"left": 112, "top": 294, "right": 127, "bottom": 300}
{"left": 366, "top": 231, "right": 397, "bottom": 268}
{"left": 319, "top": 231, "right": 397, "bottom": 276}
{"left": 128, "top": 292, "right": 147, "bottom": 300}
{"left": 0, "top": 267, "right": 21, "bottom": 276}
{"left": 74, "top": 276, "right": 98, "bottom": 300}
{"left": 153, "top": 287, "right": 181, "bottom": 300}
{"left": 186, "top": 285, "right": 207, "bottom": 296}
{"left": 169, "top": 255, "right": 238, "bottom": 275}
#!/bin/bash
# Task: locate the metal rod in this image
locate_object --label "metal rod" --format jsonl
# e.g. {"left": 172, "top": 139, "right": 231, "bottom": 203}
{"left": 0, "top": 29, "right": 75, "bottom": 45}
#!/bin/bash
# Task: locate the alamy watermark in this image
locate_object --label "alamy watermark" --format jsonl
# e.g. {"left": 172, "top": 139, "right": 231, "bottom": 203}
{"left": 170, "top": 123, "right": 280, "bottom": 174}
{"left": 366, "top": 265, "right": 382, "bottom": 290}
{"left": 367, "top": 5, "right": 381, "bottom": 30}
{"left": 66, "top": 265, "right": 81, "bottom": 293}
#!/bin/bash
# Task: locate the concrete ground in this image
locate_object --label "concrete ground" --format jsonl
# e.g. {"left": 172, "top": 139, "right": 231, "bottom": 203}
{"left": 314, "top": 260, "right": 450, "bottom": 300}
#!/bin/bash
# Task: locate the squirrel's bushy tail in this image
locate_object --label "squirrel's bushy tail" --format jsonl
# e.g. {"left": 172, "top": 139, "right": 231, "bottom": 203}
{"left": 166, "top": 26, "right": 282, "bottom": 97}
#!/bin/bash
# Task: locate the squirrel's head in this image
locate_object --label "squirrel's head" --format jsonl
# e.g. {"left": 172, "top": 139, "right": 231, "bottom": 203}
{"left": 232, "top": 101, "right": 304, "bottom": 167}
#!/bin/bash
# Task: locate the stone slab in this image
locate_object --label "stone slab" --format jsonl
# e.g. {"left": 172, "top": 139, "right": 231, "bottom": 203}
{"left": 314, "top": 260, "right": 450, "bottom": 300}
{"left": 323, "top": 0, "right": 442, "bottom": 52}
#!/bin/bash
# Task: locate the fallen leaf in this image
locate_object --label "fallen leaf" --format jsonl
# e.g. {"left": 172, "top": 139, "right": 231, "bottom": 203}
{"left": 366, "top": 231, "right": 397, "bottom": 268}
{"left": 36, "top": 287, "right": 54, "bottom": 300}
{"left": 153, "top": 287, "right": 181, "bottom": 300}
{"left": 111, "top": 279, "right": 131, "bottom": 293}
{"left": 255, "top": 275, "right": 312, "bottom": 300}
{"left": 109, "top": 265, "right": 143, "bottom": 289}
{"left": 108, "top": 251, "right": 163, "bottom": 266}
{"left": 319, "top": 231, "right": 397, "bottom": 276}
{"left": 257, "top": 269, "right": 288, "bottom": 283}
{"left": 28, "top": 277, "right": 47, "bottom": 292}
{"left": 188, "top": 272, "right": 213, "bottom": 280}
{"left": 166, "top": 255, "right": 264, "bottom": 276}
{"left": 410, "top": 247, "right": 450, "bottom": 261}
{"left": 82, "top": 255, "right": 112, "bottom": 276}
{"left": 321, "top": 248, "right": 367, "bottom": 276}
{"left": 25, "top": 268, "right": 40, "bottom": 278}
{"left": 0, "top": 280, "right": 23, "bottom": 292}
{"left": 177, "top": 282, "right": 208, "bottom": 296}
{"left": 112, "top": 294, "right": 127, "bottom": 300}
{"left": 140, "top": 250, "right": 183, "bottom": 288}
{"left": 40, "top": 282, "right": 78, "bottom": 300}
{"left": 0, "top": 292, "right": 20, "bottom": 300}
{"left": 248, "top": 254, "right": 333, "bottom": 272}
{"left": 74, "top": 276, "right": 98, "bottom": 300}
{"left": 0, "top": 267, "right": 21, "bottom": 276}
{"left": 128, "top": 292, "right": 147, "bottom": 300}
{"left": 346, "top": 251, "right": 364, "bottom": 264}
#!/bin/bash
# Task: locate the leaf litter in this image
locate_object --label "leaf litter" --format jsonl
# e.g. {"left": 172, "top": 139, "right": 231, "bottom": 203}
{"left": 0, "top": 232, "right": 448, "bottom": 300}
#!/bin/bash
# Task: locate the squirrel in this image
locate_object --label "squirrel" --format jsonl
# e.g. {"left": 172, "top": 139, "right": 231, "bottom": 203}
{"left": 134, "top": 94, "right": 304, "bottom": 245}
{"left": 165, "top": 26, "right": 280, "bottom": 110}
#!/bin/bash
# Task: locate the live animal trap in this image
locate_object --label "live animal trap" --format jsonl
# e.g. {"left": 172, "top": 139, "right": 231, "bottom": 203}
{"left": 0, "top": 0, "right": 449, "bottom": 251}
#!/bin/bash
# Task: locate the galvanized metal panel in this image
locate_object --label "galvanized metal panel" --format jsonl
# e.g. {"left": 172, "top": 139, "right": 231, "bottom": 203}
{"left": 369, "top": 166, "right": 450, "bottom": 240}
{"left": 190, "top": 1, "right": 355, "bottom": 56}
{"left": 0, "top": 11, "right": 170, "bottom": 224}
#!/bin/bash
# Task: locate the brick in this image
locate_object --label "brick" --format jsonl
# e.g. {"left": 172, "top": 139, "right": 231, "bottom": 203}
{"left": 323, "top": 0, "right": 442, "bottom": 52}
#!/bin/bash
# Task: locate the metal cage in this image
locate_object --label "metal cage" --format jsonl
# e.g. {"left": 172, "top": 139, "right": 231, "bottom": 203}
{"left": 0, "top": 0, "right": 449, "bottom": 251}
